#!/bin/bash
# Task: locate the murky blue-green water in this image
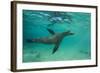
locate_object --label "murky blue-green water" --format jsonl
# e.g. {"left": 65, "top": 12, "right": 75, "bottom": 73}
{"left": 23, "top": 10, "right": 91, "bottom": 62}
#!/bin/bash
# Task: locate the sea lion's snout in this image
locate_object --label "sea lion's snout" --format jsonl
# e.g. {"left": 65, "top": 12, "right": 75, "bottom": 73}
{"left": 63, "top": 31, "right": 74, "bottom": 36}
{"left": 70, "top": 32, "right": 74, "bottom": 35}
{"left": 67, "top": 31, "right": 74, "bottom": 35}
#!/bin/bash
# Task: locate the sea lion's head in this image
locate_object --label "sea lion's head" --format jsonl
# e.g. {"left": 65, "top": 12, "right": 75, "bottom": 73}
{"left": 63, "top": 30, "right": 74, "bottom": 36}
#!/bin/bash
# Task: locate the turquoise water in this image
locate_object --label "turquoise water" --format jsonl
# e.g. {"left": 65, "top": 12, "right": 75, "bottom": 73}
{"left": 23, "top": 10, "right": 91, "bottom": 62}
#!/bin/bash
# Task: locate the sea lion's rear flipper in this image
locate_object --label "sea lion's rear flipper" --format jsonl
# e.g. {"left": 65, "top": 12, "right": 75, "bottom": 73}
{"left": 47, "top": 28, "right": 55, "bottom": 35}
{"left": 52, "top": 43, "right": 60, "bottom": 54}
{"left": 27, "top": 39, "right": 33, "bottom": 43}
{"left": 27, "top": 39, "right": 42, "bottom": 43}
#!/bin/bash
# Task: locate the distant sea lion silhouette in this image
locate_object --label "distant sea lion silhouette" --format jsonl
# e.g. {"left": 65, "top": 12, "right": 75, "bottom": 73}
{"left": 27, "top": 28, "right": 74, "bottom": 54}
{"left": 47, "top": 12, "right": 72, "bottom": 26}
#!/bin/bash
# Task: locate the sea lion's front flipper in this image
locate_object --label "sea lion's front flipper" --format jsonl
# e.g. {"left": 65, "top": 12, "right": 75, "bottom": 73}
{"left": 52, "top": 43, "right": 60, "bottom": 54}
{"left": 47, "top": 28, "right": 55, "bottom": 35}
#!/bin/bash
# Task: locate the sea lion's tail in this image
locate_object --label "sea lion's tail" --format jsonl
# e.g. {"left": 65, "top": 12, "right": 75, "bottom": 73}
{"left": 27, "top": 39, "right": 40, "bottom": 43}
{"left": 27, "top": 39, "right": 34, "bottom": 43}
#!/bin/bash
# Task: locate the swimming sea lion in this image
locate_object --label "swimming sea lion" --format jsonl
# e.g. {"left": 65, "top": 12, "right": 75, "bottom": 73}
{"left": 27, "top": 28, "right": 74, "bottom": 54}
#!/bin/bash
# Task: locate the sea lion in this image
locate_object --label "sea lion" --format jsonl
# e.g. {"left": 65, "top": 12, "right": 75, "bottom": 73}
{"left": 27, "top": 28, "right": 74, "bottom": 54}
